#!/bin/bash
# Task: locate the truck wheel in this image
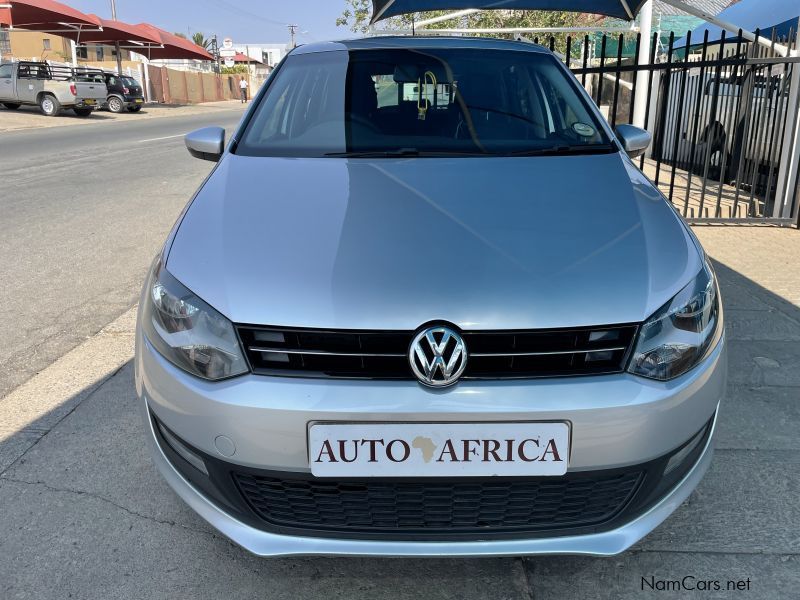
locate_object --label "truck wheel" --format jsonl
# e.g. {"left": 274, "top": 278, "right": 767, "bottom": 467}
{"left": 2, "top": 103, "right": 21, "bottom": 110}
{"left": 107, "top": 96, "right": 124, "bottom": 113}
{"left": 39, "top": 94, "right": 60, "bottom": 116}
{"left": 73, "top": 108, "right": 93, "bottom": 117}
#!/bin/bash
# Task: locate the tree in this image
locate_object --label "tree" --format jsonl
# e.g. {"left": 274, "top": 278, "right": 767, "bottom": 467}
{"left": 173, "top": 32, "right": 187, "bottom": 39}
{"left": 192, "top": 32, "right": 212, "bottom": 50}
{"left": 336, "top": 2, "right": 598, "bottom": 51}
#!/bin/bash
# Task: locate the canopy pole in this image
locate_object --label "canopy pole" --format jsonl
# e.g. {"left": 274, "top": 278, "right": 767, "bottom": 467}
{"left": 632, "top": 0, "right": 652, "bottom": 128}
{"left": 660, "top": 0, "right": 789, "bottom": 57}
{"left": 384, "top": 25, "right": 639, "bottom": 35}
{"left": 415, "top": 9, "right": 481, "bottom": 28}
{"left": 110, "top": 0, "right": 123, "bottom": 76}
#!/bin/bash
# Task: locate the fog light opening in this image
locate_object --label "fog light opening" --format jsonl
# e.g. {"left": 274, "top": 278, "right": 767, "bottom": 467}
{"left": 664, "top": 426, "right": 707, "bottom": 476}
{"left": 158, "top": 422, "right": 209, "bottom": 476}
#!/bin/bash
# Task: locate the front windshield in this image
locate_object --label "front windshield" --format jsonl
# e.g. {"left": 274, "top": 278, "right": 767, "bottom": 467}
{"left": 236, "top": 47, "right": 612, "bottom": 157}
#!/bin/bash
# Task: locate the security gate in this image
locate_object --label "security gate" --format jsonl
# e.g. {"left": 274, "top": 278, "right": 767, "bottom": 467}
{"left": 550, "top": 28, "right": 800, "bottom": 225}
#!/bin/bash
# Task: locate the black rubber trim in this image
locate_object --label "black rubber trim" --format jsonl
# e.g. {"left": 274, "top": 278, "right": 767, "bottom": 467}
{"left": 150, "top": 411, "right": 714, "bottom": 542}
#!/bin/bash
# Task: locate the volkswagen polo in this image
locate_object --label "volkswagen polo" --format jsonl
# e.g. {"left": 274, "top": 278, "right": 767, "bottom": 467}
{"left": 135, "top": 37, "right": 726, "bottom": 557}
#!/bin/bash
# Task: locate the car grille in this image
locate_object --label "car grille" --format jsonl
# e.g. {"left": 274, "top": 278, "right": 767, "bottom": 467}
{"left": 237, "top": 324, "right": 637, "bottom": 380}
{"left": 233, "top": 471, "right": 643, "bottom": 535}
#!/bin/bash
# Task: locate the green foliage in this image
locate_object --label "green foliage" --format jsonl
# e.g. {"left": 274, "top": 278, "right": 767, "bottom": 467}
{"left": 173, "top": 32, "right": 188, "bottom": 39}
{"left": 336, "top": 1, "right": 587, "bottom": 47}
{"left": 221, "top": 65, "right": 249, "bottom": 74}
{"left": 192, "top": 32, "right": 212, "bottom": 50}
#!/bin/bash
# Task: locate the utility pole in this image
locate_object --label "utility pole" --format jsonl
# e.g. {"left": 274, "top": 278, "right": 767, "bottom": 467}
{"left": 288, "top": 24, "right": 298, "bottom": 48}
{"left": 110, "top": 0, "right": 123, "bottom": 76}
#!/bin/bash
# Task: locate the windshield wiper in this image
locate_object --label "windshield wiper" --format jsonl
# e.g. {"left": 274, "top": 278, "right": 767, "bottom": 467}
{"left": 508, "top": 143, "right": 617, "bottom": 157}
{"left": 324, "top": 148, "right": 422, "bottom": 158}
{"left": 323, "top": 148, "right": 490, "bottom": 158}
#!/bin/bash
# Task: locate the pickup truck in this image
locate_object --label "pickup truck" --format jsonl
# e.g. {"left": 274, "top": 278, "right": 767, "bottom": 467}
{"left": 0, "top": 61, "right": 108, "bottom": 117}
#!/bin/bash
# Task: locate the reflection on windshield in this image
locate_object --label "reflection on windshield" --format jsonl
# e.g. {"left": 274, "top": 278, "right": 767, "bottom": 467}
{"left": 237, "top": 47, "right": 613, "bottom": 158}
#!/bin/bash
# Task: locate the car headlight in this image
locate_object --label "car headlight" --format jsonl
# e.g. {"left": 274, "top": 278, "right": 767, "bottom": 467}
{"left": 628, "top": 261, "right": 721, "bottom": 381}
{"left": 142, "top": 261, "right": 248, "bottom": 380}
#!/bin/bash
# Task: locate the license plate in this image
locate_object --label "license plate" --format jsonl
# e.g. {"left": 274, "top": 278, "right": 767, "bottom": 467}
{"left": 83, "top": 99, "right": 95, "bottom": 105}
{"left": 135, "top": 98, "right": 143, "bottom": 103}
{"left": 309, "top": 422, "right": 569, "bottom": 478}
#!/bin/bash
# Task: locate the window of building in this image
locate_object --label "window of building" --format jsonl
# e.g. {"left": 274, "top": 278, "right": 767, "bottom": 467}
{"left": 76, "top": 46, "right": 88, "bottom": 59}
{"left": 43, "top": 38, "right": 51, "bottom": 50}
{"left": 96, "top": 46, "right": 104, "bottom": 61}
{"left": 0, "top": 31, "right": 10, "bottom": 57}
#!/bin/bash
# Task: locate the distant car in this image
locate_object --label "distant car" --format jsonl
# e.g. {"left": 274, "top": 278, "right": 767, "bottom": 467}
{"left": 102, "top": 73, "right": 144, "bottom": 113}
{"left": 0, "top": 61, "right": 106, "bottom": 116}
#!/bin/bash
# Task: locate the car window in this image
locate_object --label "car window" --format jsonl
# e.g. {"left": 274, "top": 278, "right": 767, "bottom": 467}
{"left": 0, "top": 64, "right": 11, "bottom": 79}
{"left": 122, "top": 77, "right": 140, "bottom": 87}
{"left": 237, "top": 47, "right": 610, "bottom": 157}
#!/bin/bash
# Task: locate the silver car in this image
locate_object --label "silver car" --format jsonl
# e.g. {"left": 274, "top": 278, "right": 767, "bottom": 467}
{"left": 135, "top": 37, "right": 726, "bottom": 557}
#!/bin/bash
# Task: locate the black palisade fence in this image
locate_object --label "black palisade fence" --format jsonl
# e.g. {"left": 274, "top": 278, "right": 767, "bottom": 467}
{"left": 535, "top": 29, "right": 800, "bottom": 224}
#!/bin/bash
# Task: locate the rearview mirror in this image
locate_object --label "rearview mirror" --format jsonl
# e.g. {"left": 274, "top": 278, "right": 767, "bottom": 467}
{"left": 185, "top": 127, "right": 225, "bottom": 162}
{"left": 615, "top": 124, "right": 651, "bottom": 159}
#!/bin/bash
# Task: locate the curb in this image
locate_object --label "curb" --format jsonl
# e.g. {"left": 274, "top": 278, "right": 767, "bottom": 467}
{"left": 0, "top": 306, "right": 138, "bottom": 474}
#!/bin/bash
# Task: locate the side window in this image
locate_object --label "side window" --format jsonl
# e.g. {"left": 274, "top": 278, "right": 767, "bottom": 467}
{"left": 109, "top": 76, "right": 117, "bottom": 86}
{"left": 0, "top": 64, "right": 12, "bottom": 79}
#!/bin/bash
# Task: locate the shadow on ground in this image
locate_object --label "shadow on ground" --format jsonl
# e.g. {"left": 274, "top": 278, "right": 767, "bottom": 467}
{"left": 0, "top": 258, "right": 797, "bottom": 600}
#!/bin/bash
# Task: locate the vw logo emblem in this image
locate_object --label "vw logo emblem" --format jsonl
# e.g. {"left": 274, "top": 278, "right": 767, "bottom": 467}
{"left": 409, "top": 325, "right": 467, "bottom": 387}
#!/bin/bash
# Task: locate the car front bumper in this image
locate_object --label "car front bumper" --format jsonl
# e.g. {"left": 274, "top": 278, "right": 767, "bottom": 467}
{"left": 136, "top": 330, "right": 726, "bottom": 557}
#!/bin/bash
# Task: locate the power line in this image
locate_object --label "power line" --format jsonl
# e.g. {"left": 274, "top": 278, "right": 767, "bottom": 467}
{"left": 194, "top": 0, "right": 288, "bottom": 28}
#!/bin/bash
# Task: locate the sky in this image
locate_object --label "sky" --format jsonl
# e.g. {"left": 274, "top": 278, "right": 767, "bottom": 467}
{"left": 65, "top": 0, "right": 355, "bottom": 45}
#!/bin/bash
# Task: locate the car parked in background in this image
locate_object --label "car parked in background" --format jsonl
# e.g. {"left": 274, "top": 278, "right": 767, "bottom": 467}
{"left": 0, "top": 61, "right": 106, "bottom": 116}
{"left": 102, "top": 73, "right": 144, "bottom": 113}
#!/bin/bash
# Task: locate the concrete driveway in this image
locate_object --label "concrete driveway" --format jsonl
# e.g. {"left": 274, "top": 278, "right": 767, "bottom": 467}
{"left": 1, "top": 227, "right": 798, "bottom": 599}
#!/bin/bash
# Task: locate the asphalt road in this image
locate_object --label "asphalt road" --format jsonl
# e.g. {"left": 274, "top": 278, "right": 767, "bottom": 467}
{"left": 0, "top": 106, "right": 246, "bottom": 398}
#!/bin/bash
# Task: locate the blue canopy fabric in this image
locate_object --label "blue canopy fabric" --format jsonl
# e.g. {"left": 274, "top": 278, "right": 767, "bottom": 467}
{"left": 371, "top": 1, "right": 650, "bottom": 23}
{"left": 686, "top": 0, "right": 799, "bottom": 44}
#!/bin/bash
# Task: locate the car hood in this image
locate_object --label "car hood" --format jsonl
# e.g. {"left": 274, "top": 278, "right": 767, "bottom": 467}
{"left": 167, "top": 152, "right": 701, "bottom": 330}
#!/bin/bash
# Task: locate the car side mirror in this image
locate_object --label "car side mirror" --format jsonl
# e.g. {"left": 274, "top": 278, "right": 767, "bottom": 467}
{"left": 615, "top": 124, "right": 651, "bottom": 159}
{"left": 185, "top": 127, "right": 225, "bottom": 162}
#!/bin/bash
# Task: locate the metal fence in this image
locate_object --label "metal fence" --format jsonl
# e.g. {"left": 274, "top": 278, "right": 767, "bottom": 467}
{"left": 536, "top": 29, "right": 800, "bottom": 225}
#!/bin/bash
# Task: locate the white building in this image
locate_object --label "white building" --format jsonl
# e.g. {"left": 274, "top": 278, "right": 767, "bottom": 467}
{"left": 232, "top": 43, "right": 289, "bottom": 68}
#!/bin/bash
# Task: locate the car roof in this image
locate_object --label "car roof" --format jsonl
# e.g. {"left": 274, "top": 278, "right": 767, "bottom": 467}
{"left": 292, "top": 36, "right": 553, "bottom": 56}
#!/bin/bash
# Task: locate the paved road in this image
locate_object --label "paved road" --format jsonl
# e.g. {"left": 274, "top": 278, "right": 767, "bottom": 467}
{"left": 1, "top": 227, "right": 798, "bottom": 599}
{"left": 0, "top": 106, "right": 246, "bottom": 398}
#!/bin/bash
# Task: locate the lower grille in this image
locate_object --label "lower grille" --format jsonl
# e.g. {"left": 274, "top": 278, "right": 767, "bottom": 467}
{"left": 233, "top": 471, "right": 643, "bottom": 536}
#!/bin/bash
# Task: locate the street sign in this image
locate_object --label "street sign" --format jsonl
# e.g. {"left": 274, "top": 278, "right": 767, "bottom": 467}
{"left": 224, "top": 58, "right": 235, "bottom": 68}
{"left": 219, "top": 48, "right": 236, "bottom": 58}
{"left": 222, "top": 37, "right": 233, "bottom": 49}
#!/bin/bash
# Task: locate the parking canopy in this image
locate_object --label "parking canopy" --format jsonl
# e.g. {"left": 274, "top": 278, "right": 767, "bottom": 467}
{"left": 64, "top": 16, "right": 162, "bottom": 45}
{"left": 0, "top": 0, "right": 101, "bottom": 32}
{"left": 687, "top": 0, "right": 799, "bottom": 43}
{"left": 370, "top": 1, "right": 650, "bottom": 22}
{"left": 135, "top": 23, "right": 214, "bottom": 60}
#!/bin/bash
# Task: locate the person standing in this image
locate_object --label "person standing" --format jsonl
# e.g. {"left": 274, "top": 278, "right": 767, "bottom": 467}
{"left": 239, "top": 77, "right": 249, "bottom": 103}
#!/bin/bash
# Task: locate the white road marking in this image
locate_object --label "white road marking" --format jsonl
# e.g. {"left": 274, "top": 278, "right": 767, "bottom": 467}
{"left": 137, "top": 133, "right": 185, "bottom": 143}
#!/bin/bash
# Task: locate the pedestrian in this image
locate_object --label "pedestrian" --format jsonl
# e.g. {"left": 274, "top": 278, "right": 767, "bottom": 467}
{"left": 239, "top": 77, "right": 249, "bottom": 103}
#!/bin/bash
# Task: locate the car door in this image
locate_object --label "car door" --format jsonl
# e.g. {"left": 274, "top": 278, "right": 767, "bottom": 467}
{"left": 0, "top": 64, "right": 14, "bottom": 101}
{"left": 15, "top": 64, "right": 43, "bottom": 103}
